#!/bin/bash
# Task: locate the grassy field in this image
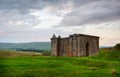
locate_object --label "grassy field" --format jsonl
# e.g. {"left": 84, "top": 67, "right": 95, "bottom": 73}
{"left": 0, "top": 49, "right": 120, "bottom": 77}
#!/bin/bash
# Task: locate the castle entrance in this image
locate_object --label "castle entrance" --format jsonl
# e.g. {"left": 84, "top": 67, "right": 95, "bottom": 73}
{"left": 57, "top": 39, "right": 60, "bottom": 56}
{"left": 86, "top": 42, "right": 89, "bottom": 56}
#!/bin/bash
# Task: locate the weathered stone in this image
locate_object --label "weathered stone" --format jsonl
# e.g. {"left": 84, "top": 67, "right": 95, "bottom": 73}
{"left": 51, "top": 34, "right": 99, "bottom": 57}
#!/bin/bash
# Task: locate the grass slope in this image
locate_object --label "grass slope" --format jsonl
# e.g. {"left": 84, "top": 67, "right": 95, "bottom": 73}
{"left": 0, "top": 49, "right": 120, "bottom": 77}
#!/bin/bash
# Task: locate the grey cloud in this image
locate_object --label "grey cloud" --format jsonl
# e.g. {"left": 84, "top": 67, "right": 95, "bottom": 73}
{"left": 0, "top": 0, "right": 98, "bottom": 16}
{"left": 0, "top": 0, "right": 73, "bottom": 32}
{"left": 0, "top": 0, "right": 96, "bottom": 14}
{"left": 59, "top": 0, "right": 120, "bottom": 26}
{"left": 0, "top": 0, "right": 42, "bottom": 9}
{"left": 0, "top": 0, "right": 66, "bottom": 15}
{"left": 0, "top": 10, "right": 37, "bottom": 25}
{"left": 0, "top": 0, "right": 69, "bottom": 10}
{"left": 0, "top": 0, "right": 120, "bottom": 28}
{"left": 0, "top": 0, "right": 71, "bottom": 23}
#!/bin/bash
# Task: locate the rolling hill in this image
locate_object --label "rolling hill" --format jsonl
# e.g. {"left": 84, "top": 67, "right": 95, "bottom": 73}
{"left": 0, "top": 42, "right": 51, "bottom": 51}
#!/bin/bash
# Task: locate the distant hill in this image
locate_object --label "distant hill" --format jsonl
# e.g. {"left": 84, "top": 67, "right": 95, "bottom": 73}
{"left": 99, "top": 46, "right": 113, "bottom": 48}
{"left": 0, "top": 42, "right": 51, "bottom": 51}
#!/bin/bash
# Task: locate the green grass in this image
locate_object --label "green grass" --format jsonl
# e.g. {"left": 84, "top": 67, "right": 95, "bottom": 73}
{"left": 0, "top": 50, "right": 120, "bottom": 77}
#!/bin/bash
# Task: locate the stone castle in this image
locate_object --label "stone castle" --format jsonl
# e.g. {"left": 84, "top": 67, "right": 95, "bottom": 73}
{"left": 51, "top": 34, "right": 99, "bottom": 57}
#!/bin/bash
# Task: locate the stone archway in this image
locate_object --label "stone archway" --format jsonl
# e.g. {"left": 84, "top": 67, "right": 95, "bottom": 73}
{"left": 57, "top": 39, "right": 60, "bottom": 56}
{"left": 86, "top": 42, "right": 89, "bottom": 56}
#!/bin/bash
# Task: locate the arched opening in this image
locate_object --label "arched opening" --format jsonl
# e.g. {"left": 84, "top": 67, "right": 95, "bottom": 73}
{"left": 57, "top": 39, "right": 60, "bottom": 56}
{"left": 86, "top": 42, "right": 89, "bottom": 56}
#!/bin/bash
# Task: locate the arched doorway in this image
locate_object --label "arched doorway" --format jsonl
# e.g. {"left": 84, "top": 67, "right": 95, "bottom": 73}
{"left": 57, "top": 39, "right": 60, "bottom": 56}
{"left": 86, "top": 42, "right": 89, "bottom": 56}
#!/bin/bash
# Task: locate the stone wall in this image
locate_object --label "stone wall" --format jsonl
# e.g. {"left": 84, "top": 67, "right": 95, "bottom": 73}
{"left": 51, "top": 34, "right": 99, "bottom": 57}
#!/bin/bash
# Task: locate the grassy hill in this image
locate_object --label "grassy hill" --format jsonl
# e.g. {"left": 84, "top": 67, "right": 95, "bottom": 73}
{"left": 91, "top": 44, "right": 120, "bottom": 61}
{"left": 0, "top": 44, "right": 120, "bottom": 77}
{"left": 0, "top": 42, "right": 51, "bottom": 51}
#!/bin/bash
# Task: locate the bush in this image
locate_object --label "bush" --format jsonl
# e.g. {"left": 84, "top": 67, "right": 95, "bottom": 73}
{"left": 112, "top": 43, "right": 120, "bottom": 51}
{"left": 42, "top": 51, "right": 51, "bottom": 56}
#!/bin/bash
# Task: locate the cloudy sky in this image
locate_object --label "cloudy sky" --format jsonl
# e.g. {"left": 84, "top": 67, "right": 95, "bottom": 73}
{"left": 0, "top": 0, "right": 120, "bottom": 46}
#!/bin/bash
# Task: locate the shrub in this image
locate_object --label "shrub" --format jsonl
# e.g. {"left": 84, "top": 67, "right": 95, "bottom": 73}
{"left": 42, "top": 51, "right": 51, "bottom": 56}
{"left": 112, "top": 43, "right": 120, "bottom": 51}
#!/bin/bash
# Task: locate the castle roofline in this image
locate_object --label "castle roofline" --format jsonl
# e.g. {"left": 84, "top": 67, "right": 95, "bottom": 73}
{"left": 62, "top": 37, "right": 69, "bottom": 39}
{"left": 51, "top": 34, "right": 99, "bottom": 40}
{"left": 69, "top": 34, "right": 99, "bottom": 38}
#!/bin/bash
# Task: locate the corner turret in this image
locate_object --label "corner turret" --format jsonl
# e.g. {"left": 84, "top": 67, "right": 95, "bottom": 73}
{"left": 52, "top": 34, "right": 56, "bottom": 38}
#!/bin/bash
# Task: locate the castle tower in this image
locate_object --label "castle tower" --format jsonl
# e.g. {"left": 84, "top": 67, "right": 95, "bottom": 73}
{"left": 51, "top": 34, "right": 61, "bottom": 56}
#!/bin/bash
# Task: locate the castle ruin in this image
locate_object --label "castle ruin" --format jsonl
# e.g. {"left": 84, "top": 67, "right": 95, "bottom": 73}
{"left": 51, "top": 34, "right": 99, "bottom": 57}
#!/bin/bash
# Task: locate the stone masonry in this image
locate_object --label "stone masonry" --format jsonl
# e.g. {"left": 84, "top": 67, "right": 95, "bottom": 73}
{"left": 51, "top": 34, "right": 99, "bottom": 57}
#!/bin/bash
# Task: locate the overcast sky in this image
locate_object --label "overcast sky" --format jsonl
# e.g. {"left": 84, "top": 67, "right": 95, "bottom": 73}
{"left": 0, "top": 0, "right": 120, "bottom": 46}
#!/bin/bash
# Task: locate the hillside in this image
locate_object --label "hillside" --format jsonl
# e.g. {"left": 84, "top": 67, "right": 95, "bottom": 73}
{"left": 91, "top": 44, "right": 120, "bottom": 61}
{"left": 0, "top": 42, "right": 51, "bottom": 51}
{"left": 0, "top": 44, "right": 120, "bottom": 77}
